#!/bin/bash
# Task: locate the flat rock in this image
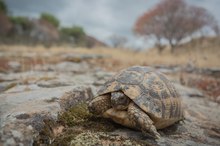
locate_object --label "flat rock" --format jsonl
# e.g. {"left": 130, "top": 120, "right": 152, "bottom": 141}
{"left": 0, "top": 82, "right": 18, "bottom": 93}
{"left": 53, "top": 61, "right": 90, "bottom": 73}
{"left": 0, "top": 66, "right": 219, "bottom": 146}
{"left": 173, "top": 83, "right": 204, "bottom": 97}
{"left": 0, "top": 71, "right": 103, "bottom": 93}
{"left": 4, "top": 84, "right": 41, "bottom": 93}
{"left": 0, "top": 85, "right": 94, "bottom": 145}
{"left": 7, "top": 61, "right": 21, "bottom": 72}
{"left": 61, "top": 53, "right": 108, "bottom": 62}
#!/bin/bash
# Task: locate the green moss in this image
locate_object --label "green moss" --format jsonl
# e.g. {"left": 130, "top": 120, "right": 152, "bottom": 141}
{"left": 51, "top": 128, "right": 83, "bottom": 146}
{"left": 57, "top": 102, "right": 117, "bottom": 132}
{"left": 36, "top": 102, "right": 152, "bottom": 145}
{"left": 58, "top": 102, "right": 92, "bottom": 126}
{"left": 52, "top": 102, "right": 118, "bottom": 145}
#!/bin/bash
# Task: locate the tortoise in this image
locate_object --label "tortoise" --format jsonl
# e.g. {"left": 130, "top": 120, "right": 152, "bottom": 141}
{"left": 89, "top": 66, "right": 184, "bottom": 138}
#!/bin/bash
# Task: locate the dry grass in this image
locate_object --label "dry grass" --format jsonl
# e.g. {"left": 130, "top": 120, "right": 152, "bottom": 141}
{"left": 73, "top": 45, "right": 219, "bottom": 69}
{"left": 0, "top": 40, "right": 219, "bottom": 72}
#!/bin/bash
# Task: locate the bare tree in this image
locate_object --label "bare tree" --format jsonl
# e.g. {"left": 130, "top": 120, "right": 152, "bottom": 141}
{"left": 134, "top": 0, "right": 219, "bottom": 53}
{"left": 109, "top": 34, "right": 127, "bottom": 48}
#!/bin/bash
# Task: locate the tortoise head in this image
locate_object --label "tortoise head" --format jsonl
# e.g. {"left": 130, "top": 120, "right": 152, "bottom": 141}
{"left": 111, "top": 91, "right": 130, "bottom": 110}
{"left": 88, "top": 95, "right": 112, "bottom": 115}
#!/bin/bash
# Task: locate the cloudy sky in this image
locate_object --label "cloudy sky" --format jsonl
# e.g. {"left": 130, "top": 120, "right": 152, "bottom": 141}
{"left": 5, "top": 0, "right": 220, "bottom": 49}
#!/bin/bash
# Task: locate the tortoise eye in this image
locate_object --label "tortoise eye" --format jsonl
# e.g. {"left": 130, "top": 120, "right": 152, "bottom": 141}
{"left": 119, "top": 96, "right": 126, "bottom": 101}
{"left": 119, "top": 97, "right": 129, "bottom": 104}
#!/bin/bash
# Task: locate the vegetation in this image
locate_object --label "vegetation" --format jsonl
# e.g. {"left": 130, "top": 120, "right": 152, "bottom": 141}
{"left": 0, "top": 1, "right": 100, "bottom": 47}
{"left": 134, "top": 0, "right": 219, "bottom": 53}
{"left": 0, "top": 0, "right": 7, "bottom": 13}
{"left": 61, "top": 26, "right": 86, "bottom": 45}
{"left": 40, "top": 12, "right": 60, "bottom": 28}
{"left": 51, "top": 102, "right": 117, "bottom": 145}
{"left": 109, "top": 34, "right": 127, "bottom": 48}
{"left": 9, "top": 16, "right": 31, "bottom": 31}
{"left": 0, "top": 0, "right": 11, "bottom": 37}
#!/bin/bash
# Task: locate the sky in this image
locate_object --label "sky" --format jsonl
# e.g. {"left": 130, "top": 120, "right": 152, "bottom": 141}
{"left": 4, "top": 0, "right": 220, "bottom": 49}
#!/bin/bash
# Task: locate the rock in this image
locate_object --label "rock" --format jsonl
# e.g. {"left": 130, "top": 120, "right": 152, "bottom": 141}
{"left": 1, "top": 63, "right": 219, "bottom": 146}
{"left": 60, "top": 86, "right": 93, "bottom": 110}
{"left": 54, "top": 61, "right": 90, "bottom": 73}
{"left": 7, "top": 61, "right": 21, "bottom": 72}
{"left": 61, "top": 54, "right": 109, "bottom": 63}
{"left": 0, "top": 71, "right": 58, "bottom": 84}
{"left": 216, "top": 96, "right": 220, "bottom": 103}
{"left": 173, "top": 83, "right": 204, "bottom": 97}
{"left": 184, "top": 67, "right": 220, "bottom": 78}
{"left": 93, "top": 70, "right": 114, "bottom": 80}
{"left": 0, "top": 82, "right": 17, "bottom": 93}
{"left": 0, "top": 69, "right": 108, "bottom": 94}
{"left": 37, "top": 80, "right": 71, "bottom": 88}
{"left": 0, "top": 85, "right": 94, "bottom": 145}
{"left": 0, "top": 73, "right": 17, "bottom": 82}
{"left": 37, "top": 73, "right": 100, "bottom": 88}
{"left": 181, "top": 66, "right": 220, "bottom": 79}
{"left": 201, "top": 68, "right": 220, "bottom": 78}
{"left": 31, "top": 61, "right": 90, "bottom": 73}
{"left": 153, "top": 65, "right": 181, "bottom": 74}
{"left": 92, "top": 71, "right": 114, "bottom": 86}
{"left": 4, "top": 84, "right": 41, "bottom": 93}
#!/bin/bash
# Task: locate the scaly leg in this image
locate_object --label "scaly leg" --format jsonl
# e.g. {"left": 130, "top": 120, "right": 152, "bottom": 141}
{"left": 128, "top": 102, "right": 160, "bottom": 139}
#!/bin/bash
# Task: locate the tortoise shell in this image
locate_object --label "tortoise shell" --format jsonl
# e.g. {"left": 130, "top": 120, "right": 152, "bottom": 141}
{"left": 97, "top": 66, "right": 183, "bottom": 121}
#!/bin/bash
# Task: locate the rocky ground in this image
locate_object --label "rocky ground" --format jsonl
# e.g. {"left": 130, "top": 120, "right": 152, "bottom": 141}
{"left": 0, "top": 48, "right": 220, "bottom": 146}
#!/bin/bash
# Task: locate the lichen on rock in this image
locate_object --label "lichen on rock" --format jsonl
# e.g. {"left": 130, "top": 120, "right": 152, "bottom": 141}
{"left": 70, "top": 131, "right": 143, "bottom": 146}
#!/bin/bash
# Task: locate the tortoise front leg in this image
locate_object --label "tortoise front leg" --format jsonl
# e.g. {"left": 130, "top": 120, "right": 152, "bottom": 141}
{"left": 128, "top": 102, "right": 161, "bottom": 139}
{"left": 88, "top": 94, "right": 112, "bottom": 116}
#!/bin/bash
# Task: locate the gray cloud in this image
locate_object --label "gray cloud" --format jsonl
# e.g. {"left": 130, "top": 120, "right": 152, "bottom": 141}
{"left": 5, "top": 0, "right": 220, "bottom": 49}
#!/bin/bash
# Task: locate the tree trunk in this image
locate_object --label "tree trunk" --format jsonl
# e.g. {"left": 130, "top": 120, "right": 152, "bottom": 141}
{"left": 168, "top": 39, "right": 176, "bottom": 53}
{"left": 155, "top": 38, "right": 165, "bottom": 54}
{"left": 170, "top": 45, "right": 175, "bottom": 53}
{"left": 155, "top": 42, "right": 164, "bottom": 54}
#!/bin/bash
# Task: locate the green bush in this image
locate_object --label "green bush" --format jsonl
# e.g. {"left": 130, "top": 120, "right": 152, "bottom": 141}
{"left": 0, "top": 0, "right": 7, "bottom": 13}
{"left": 40, "top": 12, "right": 59, "bottom": 28}
{"left": 9, "top": 16, "right": 31, "bottom": 30}
{"left": 61, "top": 26, "right": 86, "bottom": 44}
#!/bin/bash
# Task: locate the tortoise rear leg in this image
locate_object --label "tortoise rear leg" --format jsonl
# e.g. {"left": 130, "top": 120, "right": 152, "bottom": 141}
{"left": 128, "top": 102, "right": 160, "bottom": 139}
{"left": 88, "top": 94, "right": 112, "bottom": 116}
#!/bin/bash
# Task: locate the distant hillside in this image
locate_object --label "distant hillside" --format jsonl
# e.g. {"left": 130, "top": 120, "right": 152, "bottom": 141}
{"left": 0, "top": 12, "right": 107, "bottom": 48}
{"left": 0, "top": 13, "right": 13, "bottom": 35}
{"left": 85, "top": 35, "right": 107, "bottom": 48}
